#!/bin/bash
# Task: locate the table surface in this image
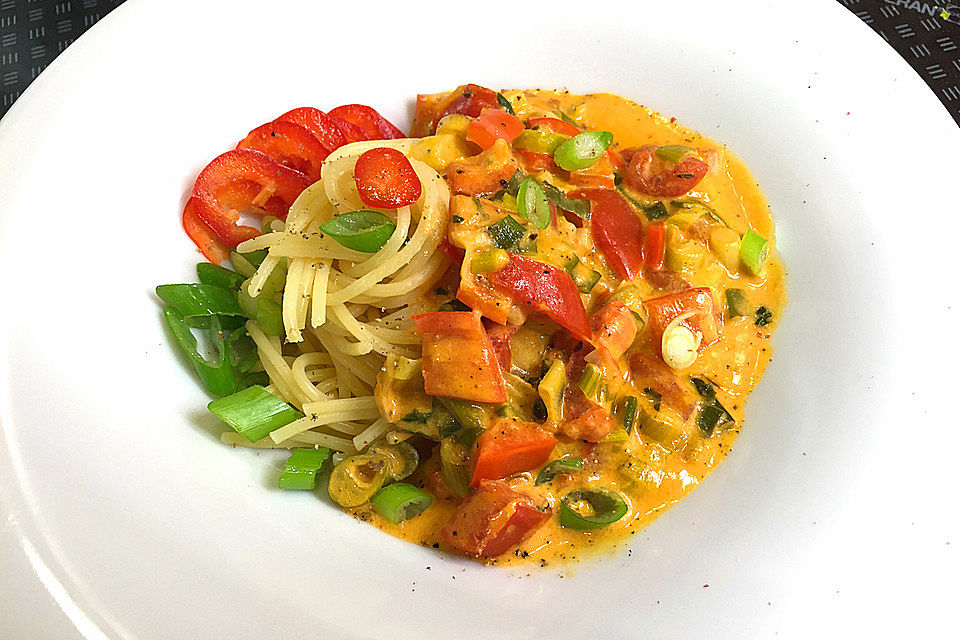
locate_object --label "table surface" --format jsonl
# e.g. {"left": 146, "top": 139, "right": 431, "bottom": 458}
{"left": 0, "top": 0, "right": 958, "bottom": 125}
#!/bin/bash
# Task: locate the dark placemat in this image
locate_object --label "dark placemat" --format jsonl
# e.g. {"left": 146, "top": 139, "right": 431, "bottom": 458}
{"left": 0, "top": 1, "right": 958, "bottom": 124}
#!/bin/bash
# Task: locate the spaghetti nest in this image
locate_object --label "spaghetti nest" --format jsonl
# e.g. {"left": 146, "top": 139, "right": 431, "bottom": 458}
{"left": 225, "top": 139, "right": 449, "bottom": 453}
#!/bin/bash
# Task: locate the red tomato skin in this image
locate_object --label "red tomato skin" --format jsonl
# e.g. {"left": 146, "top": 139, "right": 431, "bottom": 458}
{"left": 412, "top": 311, "right": 507, "bottom": 403}
{"left": 328, "top": 104, "right": 406, "bottom": 140}
{"left": 571, "top": 188, "right": 645, "bottom": 281}
{"left": 188, "top": 149, "right": 311, "bottom": 251}
{"left": 466, "top": 109, "right": 525, "bottom": 150}
{"left": 353, "top": 147, "right": 422, "bottom": 209}
{"left": 442, "top": 480, "right": 550, "bottom": 557}
{"left": 275, "top": 107, "right": 344, "bottom": 154}
{"left": 644, "top": 287, "right": 722, "bottom": 355}
{"left": 236, "top": 120, "right": 329, "bottom": 181}
{"left": 469, "top": 422, "right": 556, "bottom": 487}
{"left": 625, "top": 145, "right": 708, "bottom": 197}
{"left": 438, "top": 238, "right": 465, "bottom": 263}
{"left": 490, "top": 255, "right": 592, "bottom": 342}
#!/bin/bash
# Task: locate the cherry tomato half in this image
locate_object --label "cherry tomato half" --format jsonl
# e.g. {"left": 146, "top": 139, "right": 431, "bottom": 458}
{"left": 624, "top": 145, "right": 708, "bottom": 198}
{"left": 353, "top": 147, "right": 422, "bottom": 209}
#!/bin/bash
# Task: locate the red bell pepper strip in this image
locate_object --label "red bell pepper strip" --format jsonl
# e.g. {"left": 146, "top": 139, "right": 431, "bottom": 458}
{"left": 569, "top": 153, "right": 617, "bottom": 190}
{"left": 353, "top": 147, "right": 422, "bottom": 209}
{"left": 466, "top": 109, "right": 525, "bottom": 150}
{"left": 328, "top": 104, "right": 406, "bottom": 140}
{"left": 470, "top": 421, "right": 556, "bottom": 487}
{"left": 442, "top": 480, "right": 551, "bottom": 557}
{"left": 236, "top": 120, "right": 330, "bottom": 182}
{"left": 489, "top": 255, "right": 591, "bottom": 342}
{"left": 182, "top": 198, "right": 231, "bottom": 264}
{"left": 570, "top": 188, "right": 645, "bottom": 281}
{"left": 411, "top": 311, "right": 507, "bottom": 403}
{"left": 188, "top": 149, "right": 311, "bottom": 252}
{"left": 437, "top": 84, "right": 500, "bottom": 123}
{"left": 329, "top": 116, "right": 370, "bottom": 143}
{"left": 644, "top": 221, "right": 666, "bottom": 271}
{"left": 625, "top": 145, "right": 709, "bottom": 197}
{"left": 644, "top": 288, "right": 722, "bottom": 356}
{"left": 275, "top": 107, "right": 344, "bottom": 155}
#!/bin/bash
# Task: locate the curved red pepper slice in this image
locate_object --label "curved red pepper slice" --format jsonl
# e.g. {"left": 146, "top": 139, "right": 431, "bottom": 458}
{"left": 470, "top": 421, "right": 556, "bottom": 487}
{"left": 275, "top": 107, "right": 343, "bottom": 155}
{"left": 236, "top": 120, "right": 329, "bottom": 181}
{"left": 570, "top": 188, "right": 645, "bottom": 281}
{"left": 182, "top": 198, "right": 231, "bottom": 264}
{"left": 328, "top": 116, "right": 369, "bottom": 144}
{"left": 490, "top": 255, "right": 591, "bottom": 341}
{"left": 188, "top": 149, "right": 311, "bottom": 251}
{"left": 328, "top": 104, "right": 406, "bottom": 140}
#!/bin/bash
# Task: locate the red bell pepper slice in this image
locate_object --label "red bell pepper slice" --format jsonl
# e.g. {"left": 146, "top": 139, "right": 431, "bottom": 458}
{"left": 470, "top": 421, "right": 556, "bottom": 487}
{"left": 329, "top": 116, "right": 369, "bottom": 143}
{"left": 437, "top": 84, "right": 500, "bottom": 122}
{"left": 182, "top": 198, "right": 231, "bottom": 264}
{"left": 589, "top": 300, "right": 639, "bottom": 360}
{"left": 483, "top": 321, "right": 518, "bottom": 371}
{"left": 490, "top": 255, "right": 591, "bottom": 341}
{"left": 328, "top": 104, "right": 406, "bottom": 140}
{"left": 411, "top": 311, "right": 507, "bottom": 403}
{"left": 236, "top": 120, "right": 330, "bottom": 182}
{"left": 644, "top": 221, "right": 666, "bottom": 271}
{"left": 275, "top": 107, "right": 344, "bottom": 155}
{"left": 625, "top": 145, "right": 708, "bottom": 197}
{"left": 644, "top": 288, "right": 722, "bottom": 356}
{"left": 187, "top": 149, "right": 311, "bottom": 252}
{"left": 353, "top": 147, "right": 422, "bottom": 209}
{"left": 442, "top": 480, "right": 550, "bottom": 557}
{"left": 466, "top": 109, "right": 525, "bottom": 150}
{"left": 570, "top": 188, "right": 645, "bottom": 281}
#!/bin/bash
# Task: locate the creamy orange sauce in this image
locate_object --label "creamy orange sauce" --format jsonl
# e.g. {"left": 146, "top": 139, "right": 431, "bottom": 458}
{"left": 351, "top": 90, "right": 785, "bottom": 566}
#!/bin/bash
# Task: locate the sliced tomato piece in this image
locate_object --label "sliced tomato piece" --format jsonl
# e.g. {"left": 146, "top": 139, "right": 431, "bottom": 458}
{"left": 625, "top": 145, "right": 708, "bottom": 197}
{"left": 571, "top": 188, "right": 645, "bottom": 281}
{"left": 560, "top": 405, "right": 614, "bottom": 442}
{"left": 236, "top": 120, "right": 329, "bottom": 181}
{"left": 442, "top": 480, "right": 550, "bottom": 557}
{"left": 643, "top": 221, "right": 666, "bottom": 271}
{"left": 275, "top": 107, "right": 344, "bottom": 154}
{"left": 466, "top": 109, "right": 524, "bottom": 150}
{"left": 438, "top": 84, "right": 500, "bottom": 122}
{"left": 188, "top": 149, "right": 311, "bottom": 251}
{"left": 353, "top": 147, "right": 422, "bottom": 209}
{"left": 490, "top": 255, "right": 591, "bottom": 342}
{"left": 644, "top": 288, "right": 722, "bottom": 355}
{"left": 589, "top": 300, "right": 639, "bottom": 360}
{"left": 470, "top": 421, "right": 556, "bottom": 487}
{"left": 484, "top": 321, "right": 518, "bottom": 371}
{"left": 412, "top": 311, "right": 507, "bottom": 403}
{"left": 328, "top": 104, "right": 406, "bottom": 140}
{"left": 515, "top": 149, "right": 560, "bottom": 173}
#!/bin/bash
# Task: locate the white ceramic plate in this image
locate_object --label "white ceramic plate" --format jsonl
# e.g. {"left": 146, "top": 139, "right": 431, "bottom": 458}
{"left": 2, "top": 1, "right": 958, "bottom": 638}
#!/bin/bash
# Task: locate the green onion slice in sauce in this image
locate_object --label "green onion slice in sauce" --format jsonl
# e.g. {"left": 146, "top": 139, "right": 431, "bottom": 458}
{"left": 553, "top": 131, "right": 614, "bottom": 171}
{"left": 535, "top": 458, "right": 584, "bottom": 485}
{"left": 278, "top": 448, "right": 332, "bottom": 490}
{"left": 370, "top": 483, "right": 434, "bottom": 524}
{"left": 559, "top": 487, "right": 629, "bottom": 530}
{"left": 517, "top": 178, "right": 550, "bottom": 230}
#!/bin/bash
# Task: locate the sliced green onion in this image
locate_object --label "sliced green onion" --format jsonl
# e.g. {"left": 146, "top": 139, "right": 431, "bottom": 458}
{"left": 739, "top": 229, "right": 768, "bottom": 275}
{"left": 163, "top": 308, "right": 238, "bottom": 397}
{"left": 439, "top": 439, "right": 471, "bottom": 498}
{"left": 156, "top": 283, "right": 244, "bottom": 318}
{"left": 230, "top": 251, "right": 257, "bottom": 278}
{"left": 208, "top": 384, "right": 302, "bottom": 442}
{"left": 371, "top": 483, "right": 434, "bottom": 524}
{"left": 260, "top": 215, "right": 282, "bottom": 234}
{"left": 328, "top": 453, "right": 391, "bottom": 507}
{"left": 553, "top": 131, "right": 614, "bottom": 171}
{"left": 196, "top": 263, "right": 245, "bottom": 291}
{"left": 486, "top": 215, "right": 526, "bottom": 250}
{"left": 541, "top": 182, "right": 591, "bottom": 219}
{"left": 690, "top": 377, "right": 715, "bottom": 399}
{"left": 400, "top": 409, "right": 430, "bottom": 424}
{"left": 496, "top": 92, "right": 515, "bottom": 115}
{"left": 654, "top": 145, "right": 695, "bottom": 163}
{"left": 725, "top": 288, "right": 749, "bottom": 318}
{"left": 535, "top": 458, "right": 583, "bottom": 485}
{"left": 439, "top": 397, "right": 486, "bottom": 432}
{"left": 517, "top": 178, "right": 550, "bottom": 230}
{"left": 224, "top": 328, "right": 259, "bottom": 375}
{"left": 513, "top": 129, "right": 566, "bottom": 154}
{"left": 493, "top": 169, "right": 527, "bottom": 199}
{"left": 278, "top": 448, "right": 332, "bottom": 490}
{"left": 538, "top": 359, "right": 566, "bottom": 423}
{"left": 697, "top": 403, "right": 734, "bottom": 436}
{"left": 470, "top": 248, "right": 510, "bottom": 274}
{"left": 578, "top": 363, "right": 602, "bottom": 399}
{"left": 559, "top": 488, "right": 629, "bottom": 530}
{"left": 643, "top": 201, "right": 670, "bottom": 220}
{"left": 621, "top": 396, "right": 638, "bottom": 433}
{"left": 319, "top": 210, "right": 396, "bottom": 253}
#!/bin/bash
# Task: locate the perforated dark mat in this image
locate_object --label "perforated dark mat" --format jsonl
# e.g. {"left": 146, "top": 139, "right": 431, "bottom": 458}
{"left": 0, "top": 1, "right": 958, "bottom": 124}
